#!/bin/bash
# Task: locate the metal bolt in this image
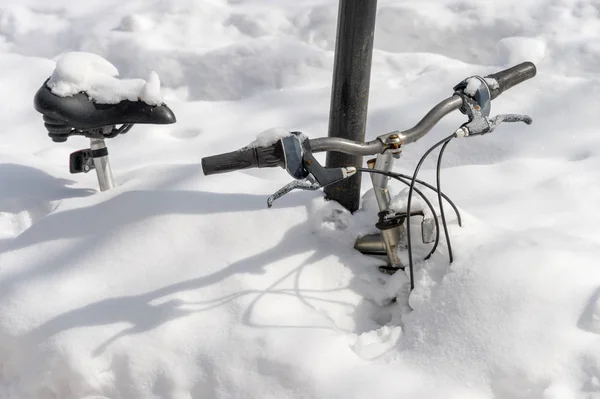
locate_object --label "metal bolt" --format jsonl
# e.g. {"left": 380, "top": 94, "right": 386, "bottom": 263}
{"left": 386, "top": 134, "right": 400, "bottom": 143}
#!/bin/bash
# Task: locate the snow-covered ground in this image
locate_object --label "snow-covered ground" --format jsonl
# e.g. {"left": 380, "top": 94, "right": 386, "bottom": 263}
{"left": 1, "top": 0, "right": 600, "bottom": 398}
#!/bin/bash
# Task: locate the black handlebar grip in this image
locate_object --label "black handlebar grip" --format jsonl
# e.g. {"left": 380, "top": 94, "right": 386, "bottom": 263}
{"left": 202, "top": 142, "right": 285, "bottom": 176}
{"left": 486, "top": 61, "right": 537, "bottom": 100}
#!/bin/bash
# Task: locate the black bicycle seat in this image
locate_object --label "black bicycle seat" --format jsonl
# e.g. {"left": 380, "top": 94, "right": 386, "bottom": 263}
{"left": 34, "top": 80, "right": 176, "bottom": 141}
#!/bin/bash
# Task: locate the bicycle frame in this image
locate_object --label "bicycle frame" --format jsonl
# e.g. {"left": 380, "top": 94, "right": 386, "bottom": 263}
{"left": 359, "top": 142, "right": 405, "bottom": 268}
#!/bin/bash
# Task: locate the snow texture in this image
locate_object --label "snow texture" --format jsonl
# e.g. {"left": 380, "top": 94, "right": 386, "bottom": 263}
{"left": 47, "top": 52, "right": 163, "bottom": 105}
{"left": 248, "top": 127, "right": 291, "bottom": 148}
{"left": 484, "top": 77, "right": 500, "bottom": 90}
{"left": 1, "top": 0, "right": 600, "bottom": 398}
{"left": 464, "top": 77, "right": 483, "bottom": 96}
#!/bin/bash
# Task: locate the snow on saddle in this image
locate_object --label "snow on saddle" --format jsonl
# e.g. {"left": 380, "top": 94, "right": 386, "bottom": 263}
{"left": 34, "top": 52, "right": 176, "bottom": 142}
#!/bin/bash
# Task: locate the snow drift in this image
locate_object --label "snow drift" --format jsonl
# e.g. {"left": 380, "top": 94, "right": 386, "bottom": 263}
{"left": 1, "top": 0, "right": 600, "bottom": 398}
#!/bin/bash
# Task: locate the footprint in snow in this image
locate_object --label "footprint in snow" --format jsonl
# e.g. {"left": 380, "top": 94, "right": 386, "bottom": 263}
{"left": 0, "top": 201, "right": 56, "bottom": 239}
{"left": 351, "top": 325, "right": 403, "bottom": 360}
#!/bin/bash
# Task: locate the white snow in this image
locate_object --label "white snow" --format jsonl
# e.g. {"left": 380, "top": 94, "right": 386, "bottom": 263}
{"left": 248, "top": 127, "right": 291, "bottom": 148}
{"left": 47, "top": 52, "right": 164, "bottom": 105}
{"left": 484, "top": 77, "right": 500, "bottom": 90}
{"left": 140, "top": 71, "right": 163, "bottom": 106}
{"left": 496, "top": 37, "right": 547, "bottom": 66}
{"left": 1, "top": 0, "right": 600, "bottom": 398}
{"left": 464, "top": 77, "right": 483, "bottom": 96}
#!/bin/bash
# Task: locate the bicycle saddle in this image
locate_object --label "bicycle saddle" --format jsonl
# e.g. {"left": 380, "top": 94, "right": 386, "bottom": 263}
{"left": 34, "top": 80, "right": 176, "bottom": 142}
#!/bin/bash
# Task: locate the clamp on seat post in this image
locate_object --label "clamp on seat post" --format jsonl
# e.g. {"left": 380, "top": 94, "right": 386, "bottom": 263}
{"left": 69, "top": 126, "right": 115, "bottom": 192}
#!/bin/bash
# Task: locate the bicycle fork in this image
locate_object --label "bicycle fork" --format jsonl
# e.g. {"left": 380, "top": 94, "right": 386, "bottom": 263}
{"left": 354, "top": 152, "right": 405, "bottom": 270}
{"left": 354, "top": 151, "right": 436, "bottom": 272}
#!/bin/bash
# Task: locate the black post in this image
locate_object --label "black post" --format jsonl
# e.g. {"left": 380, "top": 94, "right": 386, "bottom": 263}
{"left": 324, "top": 0, "right": 378, "bottom": 213}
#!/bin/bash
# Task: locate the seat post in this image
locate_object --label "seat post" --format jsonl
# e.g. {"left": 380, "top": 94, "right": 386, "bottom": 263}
{"left": 90, "top": 137, "right": 115, "bottom": 191}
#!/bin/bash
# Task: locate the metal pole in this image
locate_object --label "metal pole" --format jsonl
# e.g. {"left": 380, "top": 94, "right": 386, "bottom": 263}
{"left": 90, "top": 138, "right": 115, "bottom": 191}
{"left": 324, "top": 0, "right": 378, "bottom": 213}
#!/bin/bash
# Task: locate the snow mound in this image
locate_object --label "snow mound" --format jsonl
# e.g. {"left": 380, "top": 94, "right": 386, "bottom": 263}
{"left": 0, "top": 0, "right": 600, "bottom": 398}
{"left": 496, "top": 37, "right": 547, "bottom": 65}
{"left": 47, "top": 52, "right": 163, "bottom": 105}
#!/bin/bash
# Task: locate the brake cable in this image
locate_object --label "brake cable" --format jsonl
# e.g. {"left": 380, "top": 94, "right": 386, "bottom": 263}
{"left": 355, "top": 166, "right": 464, "bottom": 257}
{"left": 356, "top": 167, "right": 441, "bottom": 260}
{"left": 377, "top": 172, "right": 462, "bottom": 227}
{"left": 355, "top": 132, "right": 459, "bottom": 289}
{"left": 405, "top": 133, "right": 456, "bottom": 289}
{"left": 436, "top": 140, "right": 454, "bottom": 263}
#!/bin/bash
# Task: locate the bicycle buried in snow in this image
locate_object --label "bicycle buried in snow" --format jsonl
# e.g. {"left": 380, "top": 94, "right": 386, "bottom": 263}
{"left": 201, "top": 62, "right": 537, "bottom": 293}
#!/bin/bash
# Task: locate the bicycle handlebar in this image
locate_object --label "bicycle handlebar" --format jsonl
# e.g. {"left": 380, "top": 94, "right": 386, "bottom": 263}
{"left": 307, "top": 62, "right": 537, "bottom": 154}
{"left": 201, "top": 62, "right": 537, "bottom": 175}
{"left": 202, "top": 142, "right": 285, "bottom": 176}
{"left": 308, "top": 95, "right": 463, "bottom": 155}
{"left": 486, "top": 61, "right": 536, "bottom": 100}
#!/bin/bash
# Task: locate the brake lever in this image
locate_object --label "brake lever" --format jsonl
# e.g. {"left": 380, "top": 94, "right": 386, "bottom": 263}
{"left": 453, "top": 76, "right": 533, "bottom": 137}
{"left": 267, "top": 134, "right": 356, "bottom": 208}
{"left": 267, "top": 176, "right": 321, "bottom": 208}
{"left": 489, "top": 113, "right": 533, "bottom": 130}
